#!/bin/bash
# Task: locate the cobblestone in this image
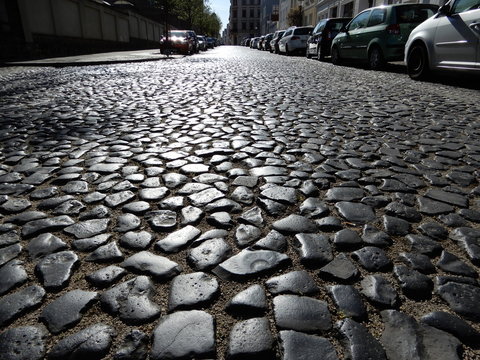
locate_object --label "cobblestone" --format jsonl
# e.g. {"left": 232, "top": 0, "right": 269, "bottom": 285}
{"left": 0, "top": 47, "right": 479, "bottom": 359}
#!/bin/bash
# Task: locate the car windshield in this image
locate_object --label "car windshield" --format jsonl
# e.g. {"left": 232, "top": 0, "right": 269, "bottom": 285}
{"left": 294, "top": 27, "right": 312, "bottom": 35}
{"left": 170, "top": 31, "right": 187, "bottom": 37}
{"left": 395, "top": 6, "right": 437, "bottom": 23}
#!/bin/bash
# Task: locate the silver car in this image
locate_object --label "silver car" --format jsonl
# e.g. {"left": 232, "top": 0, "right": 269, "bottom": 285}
{"left": 405, "top": 0, "right": 480, "bottom": 79}
{"left": 278, "top": 26, "right": 314, "bottom": 55}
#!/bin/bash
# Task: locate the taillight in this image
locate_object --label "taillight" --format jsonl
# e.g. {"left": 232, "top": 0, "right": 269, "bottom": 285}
{"left": 291, "top": 36, "right": 300, "bottom": 40}
{"left": 386, "top": 24, "right": 400, "bottom": 35}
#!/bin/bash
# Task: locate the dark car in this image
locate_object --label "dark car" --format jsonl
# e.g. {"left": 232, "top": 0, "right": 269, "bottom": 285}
{"left": 263, "top": 33, "right": 274, "bottom": 51}
{"left": 331, "top": 4, "right": 438, "bottom": 69}
{"left": 197, "top": 35, "right": 207, "bottom": 51}
{"left": 187, "top": 30, "right": 199, "bottom": 53}
{"left": 306, "top": 18, "right": 351, "bottom": 60}
{"left": 159, "top": 30, "right": 196, "bottom": 55}
{"left": 270, "top": 30, "right": 285, "bottom": 53}
{"left": 206, "top": 37, "right": 216, "bottom": 49}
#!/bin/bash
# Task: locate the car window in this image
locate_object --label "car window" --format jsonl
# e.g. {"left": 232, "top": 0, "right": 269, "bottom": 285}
{"left": 396, "top": 6, "right": 437, "bottom": 23}
{"left": 170, "top": 31, "right": 186, "bottom": 37}
{"left": 314, "top": 20, "right": 326, "bottom": 33}
{"left": 368, "top": 9, "right": 386, "bottom": 26}
{"left": 294, "top": 27, "right": 313, "bottom": 35}
{"left": 284, "top": 30, "right": 293, "bottom": 36}
{"left": 329, "top": 20, "right": 349, "bottom": 30}
{"left": 348, "top": 11, "right": 371, "bottom": 30}
{"left": 451, "top": 0, "right": 480, "bottom": 13}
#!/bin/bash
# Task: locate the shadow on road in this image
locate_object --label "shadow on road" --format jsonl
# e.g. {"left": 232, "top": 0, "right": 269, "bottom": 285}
{"left": 318, "top": 58, "right": 480, "bottom": 90}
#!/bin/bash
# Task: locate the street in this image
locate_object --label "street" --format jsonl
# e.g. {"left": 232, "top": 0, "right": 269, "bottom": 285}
{"left": 0, "top": 45, "right": 479, "bottom": 359}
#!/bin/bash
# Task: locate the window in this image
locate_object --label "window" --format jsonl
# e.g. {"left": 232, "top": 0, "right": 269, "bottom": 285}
{"left": 242, "top": 9, "right": 246, "bottom": 17}
{"left": 313, "top": 20, "right": 326, "bottom": 34}
{"left": 396, "top": 5, "right": 437, "bottom": 23}
{"left": 451, "top": 0, "right": 479, "bottom": 13}
{"left": 348, "top": 10, "right": 371, "bottom": 30}
{"left": 250, "top": 8, "right": 254, "bottom": 17}
{"left": 294, "top": 27, "right": 313, "bottom": 35}
{"left": 232, "top": 9, "right": 237, "bottom": 18}
{"left": 242, "top": 22, "right": 247, "bottom": 30}
{"left": 367, "top": 8, "right": 386, "bottom": 26}
{"left": 329, "top": 20, "right": 348, "bottom": 30}
{"left": 343, "top": 2, "right": 354, "bottom": 17}
{"left": 330, "top": 6, "right": 337, "bottom": 17}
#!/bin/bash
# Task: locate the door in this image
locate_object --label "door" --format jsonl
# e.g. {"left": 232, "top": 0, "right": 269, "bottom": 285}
{"left": 434, "top": 0, "right": 480, "bottom": 69}
{"left": 340, "top": 10, "right": 371, "bottom": 59}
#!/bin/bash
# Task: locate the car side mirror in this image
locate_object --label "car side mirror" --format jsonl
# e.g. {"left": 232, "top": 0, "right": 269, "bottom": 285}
{"left": 438, "top": 4, "right": 451, "bottom": 15}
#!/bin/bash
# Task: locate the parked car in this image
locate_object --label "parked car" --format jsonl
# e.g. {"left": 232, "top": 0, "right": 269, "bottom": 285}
{"left": 263, "top": 33, "right": 274, "bottom": 51}
{"left": 331, "top": 3, "right": 438, "bottom": 69}
{"left": 197, "top": 35, "right": 207, "bottom": 51}
{"left": 159, "top": 30, "right": 196, "bottom": 55}
{"left": 257, "top": 36, "right": 266, "bottom": 50}
{"left": 206, "top": 37, "right": 216, "bottom": 48}
{"left": 278, "top": 26, "right": 314, "bottom": 55}
{"left": 270, "top": 30, "right": 285, "bottom": 53}
{"left": 250, "top": 37, "right": 260, "bottom": 49}
{"left": 186, "top": 30, "right": 199, "bottom": 53}
{"left": 405, "top": 0, "right": 480, "bottom": 80}
{"left": 306, "top": 18, "right": 351, "bottom": 60}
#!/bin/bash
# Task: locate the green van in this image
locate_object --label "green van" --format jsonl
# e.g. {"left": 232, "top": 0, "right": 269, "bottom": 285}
{"left": 331, "top": 4, "right": 438, "bottom": 69}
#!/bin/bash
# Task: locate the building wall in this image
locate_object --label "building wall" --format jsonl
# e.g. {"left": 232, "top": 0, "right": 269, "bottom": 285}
{"left": 239, "top": 0, "right": 444, "bottom": 35}
{"left": 228, "top": 0, "right": 262, "bottom": 45}
{"left": 317, "top": 0, "right": 443, "bottom": 20}
{"left": 17, "top": 0, "right": 162, "bottom": 43}
{"left": 302, "top": 0, "right": 317, "bottom": 26}
{"left": 260, "top": 0, "right": 279, "bottom": 35}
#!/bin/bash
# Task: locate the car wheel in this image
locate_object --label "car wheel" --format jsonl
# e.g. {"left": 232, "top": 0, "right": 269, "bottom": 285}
{"left": 407, "top": 43, "right": 430, "bottom": 81}
{"left": 317, "top": 46, "right": 325, "bottom": 61}
{"left": 368, "top": 46, "right": 385, "bottom": 70}
{"left": 285, "top": 45, "right": 291, "bottom": 56}
{"left": 331, "top": 46, "right": 341, "bottom": 65}
{"left": 306, "top": 48, "right": 311, "bottom": 58}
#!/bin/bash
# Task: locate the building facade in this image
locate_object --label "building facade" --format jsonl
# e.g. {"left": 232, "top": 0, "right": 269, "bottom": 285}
{"left": 228, "top": 0, "right": 262, "bottom": 45}
{"left": 228, "top": 0, "right": 444, "bottom": 42}
{"left": 260, "top": 0, "right": 279, "bottom": 35}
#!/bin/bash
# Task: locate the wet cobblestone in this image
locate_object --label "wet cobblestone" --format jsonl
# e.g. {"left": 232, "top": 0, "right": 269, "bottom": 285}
{"left": 0, "top": 47, "right": 479, "bottom": 358}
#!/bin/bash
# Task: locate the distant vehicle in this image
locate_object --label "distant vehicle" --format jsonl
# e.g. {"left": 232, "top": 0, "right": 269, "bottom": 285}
{"left": 331, "top": 4, "right": 438, "bottom": 69}
{"left": 278, "top": 26, "right": 314, "bottom": 55}
{"left": 197, "top": 35, "right": 207, "bottom": 51}
{"left": 306, "top": 18, "right": 351, "bottom": 60}
{"left": 187, "top": 30, "right": 199, "bottom": 53}
{"left": 206, "top": 37, "right": 216, "bottom": 48}
{"left": 159, "top": 30, "right": 196, "bottom": 55}
{"left": 270, "top": 30, "right": 285, "bottom": 53}
{"left": 263, "top": 33, "right": 274, "bottom": 51}
{"left": 250, "top": 37, "right": 260, "bottom": 49}
{"left": 257, "top": 36, "right": 265, "bottom": 50}
{"left": 405, "top": 0, "right": 480, "bottom": 80}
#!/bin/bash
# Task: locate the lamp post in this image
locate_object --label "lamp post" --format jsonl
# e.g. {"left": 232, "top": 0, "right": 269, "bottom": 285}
{"left": 298, "top": 0, "right": 304, "bottom": 26}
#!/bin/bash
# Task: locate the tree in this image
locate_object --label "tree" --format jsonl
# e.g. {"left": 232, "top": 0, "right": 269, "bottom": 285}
{"left": 175, "top": 0, "right": 204, "bottom": 29}
{"left": 153, "top": 0, "right": 221, "bottom": 37}
{"left": 287, "top": 7, "right": 302, "bottom": 27}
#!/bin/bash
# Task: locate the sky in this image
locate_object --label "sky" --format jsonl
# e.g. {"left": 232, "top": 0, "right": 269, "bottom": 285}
{"left": 209, "top": 0, "right": 230, "bottom": 33}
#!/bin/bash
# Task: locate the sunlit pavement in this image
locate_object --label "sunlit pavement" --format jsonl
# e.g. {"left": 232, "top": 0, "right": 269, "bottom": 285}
{"left": 0, "top": 46, "right": 479, "bottom": 359}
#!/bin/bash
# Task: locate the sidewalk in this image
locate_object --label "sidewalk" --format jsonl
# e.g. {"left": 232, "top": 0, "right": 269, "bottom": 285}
{"left": 3, "top": 49, "right": 181, "bottom": 67}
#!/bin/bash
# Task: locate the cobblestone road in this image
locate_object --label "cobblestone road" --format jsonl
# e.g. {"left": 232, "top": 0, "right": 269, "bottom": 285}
{"left": 0, "top": 46, "right": 479, "bottom": 360}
